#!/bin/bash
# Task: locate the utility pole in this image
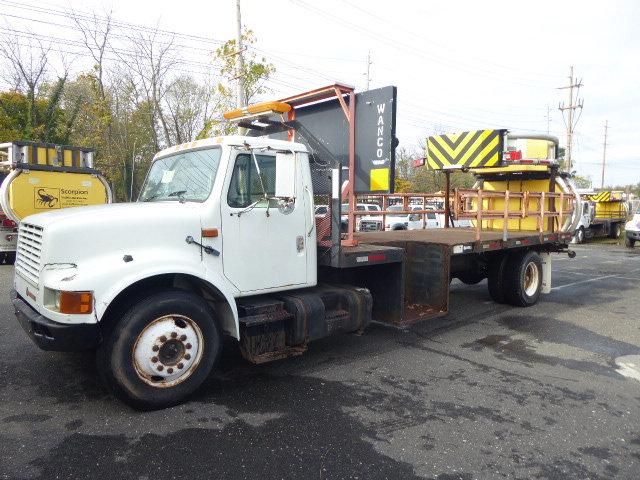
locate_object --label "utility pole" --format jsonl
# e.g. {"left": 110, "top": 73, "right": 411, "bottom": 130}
{"left": 558, "top": 66, "right": 584, "bottom": 172}
{"left": 546, "top": 105, "right": 550, "bottom": 134}
{"left": 235, "top": 0, "right": 246, "bottom": 109}
{"left": 365, "top": 51, "right": 372, "bottom": 90}
{"left": 601, "top": 120, "right": 609, "bottom": 189}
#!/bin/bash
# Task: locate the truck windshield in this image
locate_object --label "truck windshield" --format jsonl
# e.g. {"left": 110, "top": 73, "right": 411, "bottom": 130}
{"left": 139, "top": 147, "right": 222, "bottom": 203}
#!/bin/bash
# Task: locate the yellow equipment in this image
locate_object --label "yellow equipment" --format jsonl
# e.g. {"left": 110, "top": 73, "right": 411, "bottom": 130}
{"left": 0, "top": 141, "right": 112, "bottom": 222}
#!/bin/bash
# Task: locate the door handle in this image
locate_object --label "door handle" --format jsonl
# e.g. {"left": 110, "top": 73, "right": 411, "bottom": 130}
{"left": 186, "top": 235, "right": 220, "bottom": 256}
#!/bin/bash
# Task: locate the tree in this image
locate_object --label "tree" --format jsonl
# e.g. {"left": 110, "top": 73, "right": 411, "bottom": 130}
{"left": 200, "top": 29, "right": 275, "bottom": 138}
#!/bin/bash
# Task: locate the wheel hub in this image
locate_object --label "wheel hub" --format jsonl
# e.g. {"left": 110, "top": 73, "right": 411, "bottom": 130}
{"left": 132, "top": 315, "right": 203, "bottom": 387}
{"left": 158, "top": 339, "right": 186, "bottom": 366}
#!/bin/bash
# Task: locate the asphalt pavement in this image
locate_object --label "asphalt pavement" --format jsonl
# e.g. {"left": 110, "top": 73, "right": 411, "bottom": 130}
{"left": 1, "top": 244, "right": 639, "bottom": 480}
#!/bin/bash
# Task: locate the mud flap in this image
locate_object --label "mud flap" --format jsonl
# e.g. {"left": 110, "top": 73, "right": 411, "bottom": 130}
{"left": 540, "top": 252, "right": 552, "bottom": 294}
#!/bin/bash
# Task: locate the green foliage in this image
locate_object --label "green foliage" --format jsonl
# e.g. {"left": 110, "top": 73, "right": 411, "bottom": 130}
{"left": 0, "top": 77, "right": 74, "bottom": 144}
{"left": 571, "top": 174, "right": 592, "bottom": 189}
{"left": 200, "top": 29, "right": 275, "bottom": 138}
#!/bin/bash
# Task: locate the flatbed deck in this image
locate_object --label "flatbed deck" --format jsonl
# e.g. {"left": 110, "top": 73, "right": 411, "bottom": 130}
{"left": 354, "top": 228, "right": 572, "bottom": 255}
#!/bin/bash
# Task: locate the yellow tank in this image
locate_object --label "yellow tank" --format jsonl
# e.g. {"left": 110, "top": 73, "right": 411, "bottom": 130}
{"left": 0, "top": 141, "right": 112, "bottom": 222}
{"left": 469, "top": 165, "right": 578, "bottom": 232}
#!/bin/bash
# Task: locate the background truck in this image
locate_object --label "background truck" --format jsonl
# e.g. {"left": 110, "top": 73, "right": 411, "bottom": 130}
{"left": 625, "top": 202, "right": 640, "bottom": 248}
{"left": 11, "top": 85, "right": 578, "bottom": 409}
{"left": 0, "top": 141, "right": 113, "bottom": 264}
{"left": 574, "top": 190, "right": 628, "bottom": 243}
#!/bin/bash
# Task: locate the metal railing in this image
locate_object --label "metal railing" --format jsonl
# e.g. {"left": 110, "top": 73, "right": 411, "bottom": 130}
{"left": 328, "top": 188, "right": 576, "bottom": 243}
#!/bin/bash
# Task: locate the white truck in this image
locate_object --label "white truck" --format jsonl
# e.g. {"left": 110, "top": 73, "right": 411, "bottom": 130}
{"left": 11, "top": 85, "right": 578, "bottom": 409}
{"left": 625, "top": 203, "right": 640, "bottom": 248}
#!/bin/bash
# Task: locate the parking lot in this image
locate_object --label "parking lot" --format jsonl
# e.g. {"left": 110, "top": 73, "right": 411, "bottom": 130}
{"left": 1, "top": 244, "right": 639, "bottom": 480}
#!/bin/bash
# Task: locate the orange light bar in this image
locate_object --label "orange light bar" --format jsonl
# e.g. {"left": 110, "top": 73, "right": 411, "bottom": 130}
{"left": 202, "top": 228, "right": 219, "bottom": 238}
{"left": 59, "top": 291, "right": 93, "bottom": 314}
{"left": 223, "top": 101, "right": 292, "bottom": 120}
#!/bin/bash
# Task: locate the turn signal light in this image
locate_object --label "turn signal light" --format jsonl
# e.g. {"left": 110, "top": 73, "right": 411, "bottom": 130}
{"left": 59, "top": 291, "right": 93, "bottom": 314}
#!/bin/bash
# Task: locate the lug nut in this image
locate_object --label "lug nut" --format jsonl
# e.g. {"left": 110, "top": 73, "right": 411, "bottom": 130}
{"left": 177, "top": 362, "right": 184, "bottom": 369}
{"left": 160, "top": 335, "right": 167, "bottom": 343}
{"left": 157, "top": 365, "right": 164, "bottom": 371}
{"left": 170, "top": 332, "right": 177, "bottom": 339}
{"left": 184, "top": 354, "right": 191, "bottom": 360}
{"left": 167, "top": 368, "right": 174, "bottom": 374}
{"left": 180, "top": 335, "right": 187, "bottom": 341}
{"left": 185, "top": 343, "right": 192, "bottom": 349}
{"left": 151, "top": 356, "right": 158, "bottom": 363}
{"left": 152, "top": 345, "right": 159, "bottom": 352}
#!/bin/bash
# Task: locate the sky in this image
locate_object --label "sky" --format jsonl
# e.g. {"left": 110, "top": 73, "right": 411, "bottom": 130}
{"left": 1, "top": 0, "right": 639, "bottom": 187}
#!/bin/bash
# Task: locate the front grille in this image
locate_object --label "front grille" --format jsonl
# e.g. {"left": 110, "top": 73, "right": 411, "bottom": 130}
{"left": 15, "top": 223, "right": 44, "bottom": 285}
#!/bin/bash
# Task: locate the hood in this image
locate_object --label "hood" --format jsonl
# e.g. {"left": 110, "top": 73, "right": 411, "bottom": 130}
{"left": 21, "top": 202, "right": 203, "bottom": 264}
{"left": 626, "top": 214, "right": 640, "bottom": 232}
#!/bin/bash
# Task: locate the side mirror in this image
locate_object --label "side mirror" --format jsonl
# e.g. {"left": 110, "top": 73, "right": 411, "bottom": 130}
{"left": 275, "top": 152, "right": 296, "bottom": 198}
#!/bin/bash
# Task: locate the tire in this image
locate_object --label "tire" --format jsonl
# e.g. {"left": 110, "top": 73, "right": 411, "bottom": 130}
{"left": 504, "top": 250, "right": 543, "bottom": 307}
{"left": 97, "top": 289, "right": 221, "bottom": 410}
{"left": 457, "top": 271, "right": 485, "bottom": 285}
{"left": 575, "top": 227, "right": 585, "bottom": 244}
{"left": 487, "top": 254, "right": 510, "bottom": 303}
{"left": 609, "top": 223, "right": 621, "bottom": 239}
{"left": 625, "top": 236, "right": 636, "bottom": 248}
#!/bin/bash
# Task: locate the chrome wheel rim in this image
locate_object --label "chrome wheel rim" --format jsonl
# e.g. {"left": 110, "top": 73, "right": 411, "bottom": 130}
{"left": 523, "top": 261, "right": 540, "bottom": 297}
{"left": 133, "top": 314, "right": 204, "bottom": 387}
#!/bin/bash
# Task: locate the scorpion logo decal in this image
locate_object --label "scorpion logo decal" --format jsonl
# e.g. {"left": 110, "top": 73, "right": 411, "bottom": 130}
{"left": 36, "top": 188, "right": 59, "bottom": 208}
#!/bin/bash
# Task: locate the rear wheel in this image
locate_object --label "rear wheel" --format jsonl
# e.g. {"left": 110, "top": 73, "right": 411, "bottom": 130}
{"left": 504, "top": 250, "right": 543, "bottom": 307}
{"left": 97, "top": 290, "right": 221, "bottom": 410}
{"left": 625, "top": 235, "right": 636, "bottom": 248}
{"left": 487, "top": 254, "right": 510, "bottom": 303}
{"left": 610, "top": 223, "right": 621, "bottom": 239}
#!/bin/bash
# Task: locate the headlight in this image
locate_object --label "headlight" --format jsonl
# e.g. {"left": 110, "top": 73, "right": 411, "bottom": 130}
{"left": 45, "top": 288, "right": 93, "bottom": 314}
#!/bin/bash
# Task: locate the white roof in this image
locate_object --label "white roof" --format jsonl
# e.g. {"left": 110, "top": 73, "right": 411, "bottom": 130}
{"left": 154, "top": 135, "right": 308, "bottom": 160}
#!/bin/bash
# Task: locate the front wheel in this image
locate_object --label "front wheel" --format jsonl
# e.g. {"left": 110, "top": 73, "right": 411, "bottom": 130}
{"left": 97, "top": 290, "right": 221, "bottom": 410}
{"left": 626, "top": 235, "right": 636, "bottom": 248}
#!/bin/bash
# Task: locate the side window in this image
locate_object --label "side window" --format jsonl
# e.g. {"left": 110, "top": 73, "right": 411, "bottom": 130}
{"left": 227, "top": 153, "right": 276, "bottom": 208}
{"left": 427, "top": 212, "right": 436, "bottom": 220}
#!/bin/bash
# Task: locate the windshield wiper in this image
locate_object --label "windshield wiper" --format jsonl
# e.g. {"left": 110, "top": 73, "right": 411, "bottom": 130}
{"left": 168, "top": 190, "right": 187, "bottom": 197}
{"left": 168, "top": 190, "right": 188, "bottom": 203}
{"left": 142, "top": 193, "right": 159, "bottom": 202}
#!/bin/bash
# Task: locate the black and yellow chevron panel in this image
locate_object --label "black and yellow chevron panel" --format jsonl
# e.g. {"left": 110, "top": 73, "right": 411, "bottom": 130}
{"left": 427, "top": 129, "right": 506, "bottom": 170}
{"left": 588, "top": 191, "right": 622, "bottom": 202}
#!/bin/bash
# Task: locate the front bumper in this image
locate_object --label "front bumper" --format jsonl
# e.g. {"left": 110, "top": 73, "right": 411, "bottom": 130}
{"left": 627, "top": 230, "right": 640, "bottom": 240}
{"left": 11, "top": 290, "right": 100, "bottom": 351}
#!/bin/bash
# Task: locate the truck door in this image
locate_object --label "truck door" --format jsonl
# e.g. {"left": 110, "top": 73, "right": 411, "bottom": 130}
{"left": 220, "top": 150, "right": 308, "bottom": 293}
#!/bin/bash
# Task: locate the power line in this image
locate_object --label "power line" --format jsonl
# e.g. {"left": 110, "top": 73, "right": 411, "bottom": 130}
{"left": 558, "top": 65, "right": 584, "bottom": 172}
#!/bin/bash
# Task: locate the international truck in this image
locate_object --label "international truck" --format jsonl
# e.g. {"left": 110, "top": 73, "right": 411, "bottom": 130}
{"left": 573, "top": 190, "right": 628, "bottom": 243}
{"left": 0, "top": 141, "right": 112, "bottom": 263}
{"left": 10, "top": 85, "right": 579, "bottom": 409}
